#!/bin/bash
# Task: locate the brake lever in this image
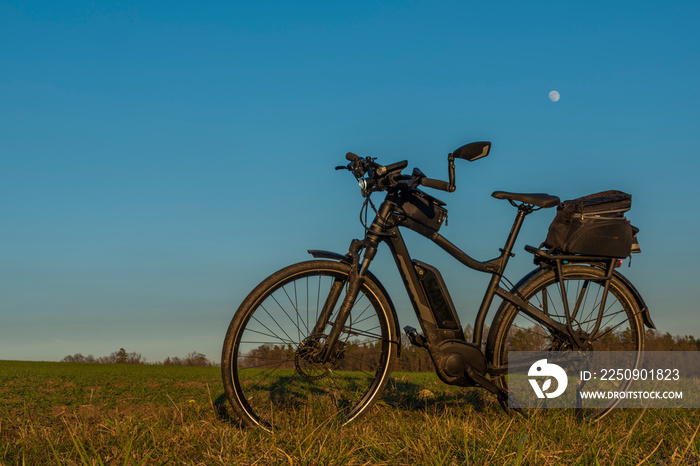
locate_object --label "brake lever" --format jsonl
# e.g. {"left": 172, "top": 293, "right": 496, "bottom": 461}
{"left": 335, "top": 160, "right": 363, "bottom": 177}
{"left": 412, "top": 167, "right": 426, "bottom": 178}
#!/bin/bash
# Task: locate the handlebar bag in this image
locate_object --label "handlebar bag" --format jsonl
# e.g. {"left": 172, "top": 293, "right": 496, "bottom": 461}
{"left": 396, "top": 189, "right": 447, "bottom": 232}
{"left": 544, "top": 190, "right": 636, "bottom": 257}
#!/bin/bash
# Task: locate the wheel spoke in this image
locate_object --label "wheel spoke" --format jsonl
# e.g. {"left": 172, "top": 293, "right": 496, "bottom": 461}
{"left": 256, "top": 305, "right": 296, "bottom": 345}
{"left": 274, "top": 289, "right": 305, "bottom": 339}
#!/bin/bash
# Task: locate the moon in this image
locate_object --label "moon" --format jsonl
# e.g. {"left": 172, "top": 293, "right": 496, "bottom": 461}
{"left": 549, "top": 90, "right": 560, "bottom": 102}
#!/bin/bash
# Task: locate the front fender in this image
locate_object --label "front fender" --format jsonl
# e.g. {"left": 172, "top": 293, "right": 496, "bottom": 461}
{"left": 308, "top": 249, "right": 402, "bottom": 356}
{"left": 307, "top": 249, "right": 351, "bottom": 263}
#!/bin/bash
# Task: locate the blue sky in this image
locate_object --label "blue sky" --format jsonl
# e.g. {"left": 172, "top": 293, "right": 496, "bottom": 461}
{"left": 1, "top": 1, "right": 699, "bottom": 362}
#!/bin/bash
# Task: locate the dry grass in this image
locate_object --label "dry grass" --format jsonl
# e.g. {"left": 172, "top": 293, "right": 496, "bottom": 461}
{"left": 1, "top": 361, "right": 699, "bottom": 465}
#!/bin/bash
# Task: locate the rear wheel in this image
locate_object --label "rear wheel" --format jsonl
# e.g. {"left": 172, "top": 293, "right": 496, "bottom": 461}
{"left": 221, "top": 260, "right": 397, "bottom": 431}
{"left": 487, "top": 264, "right": 645, "bottom": 420}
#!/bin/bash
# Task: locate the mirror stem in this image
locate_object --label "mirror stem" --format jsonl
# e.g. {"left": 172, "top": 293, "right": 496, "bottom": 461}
{"left": 448, "top": 153, "right": 456, "bottom": 192}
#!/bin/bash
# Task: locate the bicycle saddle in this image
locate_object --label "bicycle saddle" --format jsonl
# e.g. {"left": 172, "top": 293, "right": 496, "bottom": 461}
{"left": 491, "top": 191, "right": 560, "bottom": 208}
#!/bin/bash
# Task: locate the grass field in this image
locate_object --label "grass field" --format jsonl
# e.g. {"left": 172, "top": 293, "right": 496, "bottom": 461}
{"left": 1, "top": 360, "right": 699, "bottom": 465}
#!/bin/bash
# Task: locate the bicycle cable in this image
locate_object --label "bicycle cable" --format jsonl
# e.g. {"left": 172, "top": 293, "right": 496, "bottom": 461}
{"left": 497, "top": 273, "right": 530, "bottom": 304}
{"left": 359, "top": 194, "right": 379, "bottom": 231}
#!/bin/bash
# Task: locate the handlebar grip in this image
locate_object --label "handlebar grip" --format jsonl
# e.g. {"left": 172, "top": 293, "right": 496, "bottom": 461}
{"left": 346, "top": 152, "right": 360, "bottom": 162}
{"left": 420, "top": 177, "right": 450, "bottom": 191}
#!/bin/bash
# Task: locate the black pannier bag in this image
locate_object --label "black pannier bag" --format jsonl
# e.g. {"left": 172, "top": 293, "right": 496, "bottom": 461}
{"left": 396, "top": 189, "right": 448, "bottom": 232}
{"left": 544, "top": 190, "right": 639, "bottom": 258}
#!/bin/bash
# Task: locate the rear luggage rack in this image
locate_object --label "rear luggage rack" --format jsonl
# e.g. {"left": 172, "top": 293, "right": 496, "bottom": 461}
{"left": 524, "top": 245, "right": 627, "bottom": 263}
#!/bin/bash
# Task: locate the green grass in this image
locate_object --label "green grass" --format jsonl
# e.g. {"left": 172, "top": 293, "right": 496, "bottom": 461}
{"left": 1, "top": 360, "right": 699, "bottom": 465}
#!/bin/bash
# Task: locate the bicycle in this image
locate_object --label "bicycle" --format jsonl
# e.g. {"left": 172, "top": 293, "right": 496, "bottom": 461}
{"left": 221, "top": 141, "right": 656, "bottom": 430}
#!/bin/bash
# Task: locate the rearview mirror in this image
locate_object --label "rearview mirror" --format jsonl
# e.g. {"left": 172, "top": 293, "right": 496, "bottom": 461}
{"left": 452, "top": 141, "right": 491, "bottom": 161}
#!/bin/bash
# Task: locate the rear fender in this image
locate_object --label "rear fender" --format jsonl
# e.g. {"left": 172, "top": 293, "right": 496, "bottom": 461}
{"left": 613, "top": 270, "right": 655, "bottom": 329}
{"left": 307, "top": 249, "right": 402, "bottom": 356}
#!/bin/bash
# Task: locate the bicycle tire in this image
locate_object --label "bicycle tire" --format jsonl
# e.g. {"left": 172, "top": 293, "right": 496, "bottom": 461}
{"left": 486, "top": 264, "right": 644, "bottom": 420}
{"left": 221, "top": 260, "right": 397, "bottom": 430}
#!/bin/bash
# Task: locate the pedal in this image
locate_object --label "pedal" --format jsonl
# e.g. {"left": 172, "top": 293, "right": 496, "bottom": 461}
{"left": 403, "top": 326, "right": 427, "bottom": 348}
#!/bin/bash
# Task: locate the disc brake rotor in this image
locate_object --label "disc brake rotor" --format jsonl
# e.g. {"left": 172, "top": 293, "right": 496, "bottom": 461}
{"left": 294, "top": 334, "right": 347, "bottom": 381}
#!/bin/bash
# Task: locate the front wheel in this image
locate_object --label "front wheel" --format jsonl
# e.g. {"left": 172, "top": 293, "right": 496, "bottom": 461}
{"left": 221, "top": 260, "right": 397, "bottom": 431}
{"left": 486, "top": 264, "right": 645, "bottom": 421}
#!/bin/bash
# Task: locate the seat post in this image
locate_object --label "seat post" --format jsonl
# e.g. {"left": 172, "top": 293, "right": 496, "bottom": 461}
{"left": 472, "top": 204, "right": 532, "bottom": 347}
{"left": 500, "top": 204, "right": 532, "bottom": 263}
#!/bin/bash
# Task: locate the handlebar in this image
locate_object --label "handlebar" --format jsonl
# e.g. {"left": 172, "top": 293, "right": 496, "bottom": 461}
{"left": 420, "top": 177, "right": 451, "bottom": 192}
{"left": 339, "top": 152, "right": 451, "bottom": 194}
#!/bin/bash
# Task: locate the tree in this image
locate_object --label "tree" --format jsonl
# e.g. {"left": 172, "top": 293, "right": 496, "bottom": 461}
{"left": 184, "top": 351, "right": 210, "bottom": 367}
{"left": 95, "top": 348, "right": 145, "bottom": 364}
{"left": 162, "top": 352, "right": 215, "bottom": 366}
{"left": 115, "top": 348, "right": 128, "bottom": 364}
{"left": 61, "top": 353, "right": 97, "bottom": 363}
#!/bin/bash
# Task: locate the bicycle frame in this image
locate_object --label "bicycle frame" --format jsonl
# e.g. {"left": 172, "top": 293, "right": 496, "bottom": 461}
{"left": 369, "top": 192, "right": 534, "bottom": 349}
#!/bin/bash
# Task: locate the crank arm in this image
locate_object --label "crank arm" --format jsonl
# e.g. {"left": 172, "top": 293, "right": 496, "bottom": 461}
{"left": 465, "top": 366, "right": 508, "bottom": 399}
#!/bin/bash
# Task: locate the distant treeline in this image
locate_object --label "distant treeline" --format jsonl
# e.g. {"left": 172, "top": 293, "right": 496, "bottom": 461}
{"left": 61, "top": 348, "right": 218, "bottom": 367}
{"left": 641, "top": 330, "right": 700, "bottom": 351}
{"left": 62, "top": 329, "right": 698, "bottom": 372}
{"left": 239, "top": 326, "right": 700, "bottom": 374}
{"left": 394, "top": 327, "right": 700, "bottom": 373}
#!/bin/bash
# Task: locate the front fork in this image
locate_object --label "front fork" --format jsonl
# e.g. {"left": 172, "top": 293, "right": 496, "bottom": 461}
{"left": 310, "top": 237, "right": 379, "bottom": 363}
{"left": 311, "top": 199, "right": 393, "bottom": 363}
